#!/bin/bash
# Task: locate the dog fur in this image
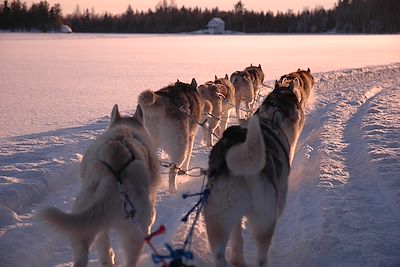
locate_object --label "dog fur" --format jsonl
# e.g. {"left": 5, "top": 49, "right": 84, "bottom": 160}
{"left": 204, "top": 82, "right": 306, "bottom": 267}
{"left": 138, "top": 78, "right": 205, "bottom": 193}
{"left": 245, "top": 64, "right": 265, "bottom": 91}
{"left": 278, "top": 68, "right": 314, "bottom": 110}
{"left": 230, "top": 70, "right": 255, "bottom": 121}
{"left": 198, "top": 75, "right": 235, "bottom": 146}
{"left": 40, "top": 105, "right": 160, "bottom": 267}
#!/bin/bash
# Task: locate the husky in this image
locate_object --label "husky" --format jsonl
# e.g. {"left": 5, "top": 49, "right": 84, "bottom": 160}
{"left": 198, "top": 75, "right": 235, "bottom": 146}
{"left": 245, "top": 64, "right": 265, "bottom": 91}
{"left": 279, "top": 68, "right": 315, "bottom": 110}
{"left": 230, "top": 70, "right": 255, "bottom": 121}
{"left": 138, "top": 78, "right": 205, "bottom": 193}
{"left": 204, "top": 81, "right": 305, "bottom": 267}
{"left": 40, "top": 105, "right": 160, "bottom": 267}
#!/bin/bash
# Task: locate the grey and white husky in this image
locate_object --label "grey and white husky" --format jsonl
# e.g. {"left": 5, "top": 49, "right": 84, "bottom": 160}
{"left": 138, "top": 78, "right": 205, "bottom": 193}
{"left": 204, "top": 81, "right": 306, "bottom": 267}
{"left": 41, "top": 105, "right": 160, "bottom": 267}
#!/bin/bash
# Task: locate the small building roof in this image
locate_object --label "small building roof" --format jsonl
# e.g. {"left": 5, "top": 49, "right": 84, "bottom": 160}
{"left": 208, "top": 17, "right": 225, "bottom": 25}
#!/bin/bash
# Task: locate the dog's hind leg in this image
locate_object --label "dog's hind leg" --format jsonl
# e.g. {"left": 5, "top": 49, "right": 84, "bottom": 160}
{"left": 205, "top": 195, "right": 241, "bottom": 267}
{"left": 245, "top": 100, "right": 253, "bottom": 118}
{"left": 235, "top": 98, "right": 242, "bottom": 122}
{"left": 95, "top": 231, "right": 115, "bottom": 267}
{"left": 204, "top": 215, "right": 230, "bottom": 267}
{"left": 229, "top": 221, "right": 245, "bottom": 267}
{"left": 248, "top": 218, "right": 276, "bottom": 267}
{"left": 70, "top": 236, "right": 92, "bottom": 267}
{"left": 207, "top": 117, "right": 220, "bottom": 146}
{"left": 116, "top": 220, "right": 145, "bottom": 267}
{"left": 168, "top": 165, "right": 178, "bottom": 193}
{"left": 182, "top": 129, "right": 197, "bottom": 171}
{"left": 219, "top": 109, "right": 231, "bottom": 135}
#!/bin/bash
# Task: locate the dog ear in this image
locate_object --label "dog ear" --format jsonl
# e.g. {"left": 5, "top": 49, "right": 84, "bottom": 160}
{"left": 110, "top": 104, "right": 121, "bottom": 127}
{"left": 307, "top": 68, "right": 311, "bottom": 73}
{"left": 225, "top": 74, "right": 229, "bottom": 79}
{"left": 215, "top": 75, "right": 218, "bottom": 80}
{"left": 297, "top": 68, "right": 301, "bottom": 72}
{"left": 258, "top": 64, "right": 262, "bottom": 69}
{"left": 293, "top": 77, "right": 301, "bottom": 87}
{"left": 191, "top": 78, "right": 197, "bottom": 89}
{"left": 133, "top": 105, "right": 144, "bottom": 126}
{"left": 272, "top": 80, "right": 281, "bottom": 95}
{"left": 250, "top": 63, "right": 253, "bottom": 66}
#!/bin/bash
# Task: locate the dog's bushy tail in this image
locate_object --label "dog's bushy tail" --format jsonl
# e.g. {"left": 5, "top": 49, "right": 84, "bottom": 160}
{"left": 225, "top": 116, "right": 266, "bottom": 175}
{"left": 39, "top": 173, "right": 116, "bottom": 236}
{"left": 138, "top": 90, "right": 157, "bottom": 106}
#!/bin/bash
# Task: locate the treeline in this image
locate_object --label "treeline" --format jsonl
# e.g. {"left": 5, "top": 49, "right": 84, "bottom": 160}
{"left": 0, "top": 0, "right": 63, "bottom": 31}
{"left": 1, "top": 0, "right": 399, "bottom": 33}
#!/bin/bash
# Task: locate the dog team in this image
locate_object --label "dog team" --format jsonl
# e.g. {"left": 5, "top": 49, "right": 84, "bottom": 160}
{"left": 40, "top": 64, "right": 314, "bottom": 267}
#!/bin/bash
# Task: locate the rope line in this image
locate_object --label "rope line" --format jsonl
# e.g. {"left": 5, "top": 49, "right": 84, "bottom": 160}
{"left": 177, "top": 105, "right": 220, "bottom": 141}
{"left": 159, "top": 161, "right": 208, "bottom": 177}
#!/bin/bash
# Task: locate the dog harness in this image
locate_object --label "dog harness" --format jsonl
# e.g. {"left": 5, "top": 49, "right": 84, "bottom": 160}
{"left": 100, "top": 139, "right": 137, "bottom": 219}
{"left": 207, "top": 118, "right": 290, "bottom": 190}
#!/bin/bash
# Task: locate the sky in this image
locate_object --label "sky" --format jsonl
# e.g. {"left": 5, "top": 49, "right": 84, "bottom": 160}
{"left": 25, "top": 0, "right": 337, "bottom": 15}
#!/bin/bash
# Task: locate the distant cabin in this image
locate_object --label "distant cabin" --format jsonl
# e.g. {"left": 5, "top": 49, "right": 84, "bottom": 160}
{"left": 207, "top": 18, "right": 225, "bottom": 34}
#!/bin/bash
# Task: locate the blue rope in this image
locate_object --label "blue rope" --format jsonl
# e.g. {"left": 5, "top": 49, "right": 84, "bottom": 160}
{"left": 181, "top": 174, "right": 209, "bottom": 251}
{"left": 151, "top": 174, "right": 209, "bottom": 266}
{"left": 152, "top": 244, "right": 194, "bottom": 265}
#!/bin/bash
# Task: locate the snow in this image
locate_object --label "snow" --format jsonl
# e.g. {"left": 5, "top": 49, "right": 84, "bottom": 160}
{"left": 0, "top": 63, "right": 399, "bottom": 266}
{"left": 0, "top": 33, "right": 400, "bottom": 266}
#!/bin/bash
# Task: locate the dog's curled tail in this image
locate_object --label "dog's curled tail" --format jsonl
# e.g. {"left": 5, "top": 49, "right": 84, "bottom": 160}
{"left": 225, "top": 116, "right": 266, "bottom": 175}
{"left": 203, "top": 99, "right": 213, "bottom": 115}
{"left": 138, "top": 90, "right": 157, "bottom": 106}
{"left": 39, "top": 173, "right": 116, "bottom": 236}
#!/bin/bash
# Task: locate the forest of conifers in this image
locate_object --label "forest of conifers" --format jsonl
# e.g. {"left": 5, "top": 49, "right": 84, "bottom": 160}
{"left": 0, "top": 0, "right": 399, "bottom": 33}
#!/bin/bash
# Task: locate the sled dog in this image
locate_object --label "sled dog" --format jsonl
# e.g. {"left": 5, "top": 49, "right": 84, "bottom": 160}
{"left": 198, "top": 75, "right": 235, "bottom": 146}
{"left": 138, "top": 78, "right": 205, "bottom": 193}
{"left": 279, "top": 68, "right": 315, "bottom": 110}
{"left": 204, "top": 81, "right": 305, "bottom": 267}
{"left": 245, "top": 63, "right": 265, "bottom": 91}
{"left": 230, "top": 70, "right": 255, "bottom": 121}
{"left": 40, "top": 105, "right": 160, "bottom": 267}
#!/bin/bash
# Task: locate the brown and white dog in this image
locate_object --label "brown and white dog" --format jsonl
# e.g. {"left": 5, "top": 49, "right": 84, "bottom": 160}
{"left": 245, "top": 63, "right": 265, "bottom": 94}
{"left": 204, "top": 81, "right": 307, "bottom": 267}
{"left": 198, "top": 74, "right": 235, "bottom": 146}
{"left": 138, "top": 78, "right": 205, "bottom": 193}
{"left": 41, "top": 105, "right": 160, "bottom": 267}
{"left": 231, "top": 64, "right": 265, "bottom": 121}
{"left": 230, "top": 70, "right": 255, "bottom": 121}
{"left": 278, "top": 68, "right": 314, "bottom": 111}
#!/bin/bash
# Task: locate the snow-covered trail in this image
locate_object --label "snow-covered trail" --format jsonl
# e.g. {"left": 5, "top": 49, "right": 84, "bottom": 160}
{"left": 271, "top": 64, "right": 400, "bottom": 267}
{"left": 1, "top": 64, "right": 400, "bottom": 267}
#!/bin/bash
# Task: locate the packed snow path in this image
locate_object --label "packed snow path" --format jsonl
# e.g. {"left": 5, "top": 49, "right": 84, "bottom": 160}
{"left": 0, "top": 64, "right": 399, "bottom": 267}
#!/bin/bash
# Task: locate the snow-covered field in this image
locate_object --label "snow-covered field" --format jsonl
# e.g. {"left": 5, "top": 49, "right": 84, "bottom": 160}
{"left": 1, "top": 62, "right": 399, "bottom": 267}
